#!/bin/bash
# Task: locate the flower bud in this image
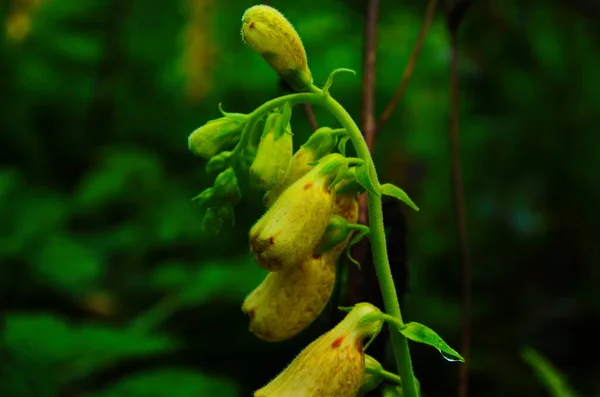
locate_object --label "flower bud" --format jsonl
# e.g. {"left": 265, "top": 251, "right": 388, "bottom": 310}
{"left": 335, "top": 166, "right": 366, "bottom": 196}
{"left": 192, "top": 187, "right": 219, "bottom": 210}
{"left": 242, "top": 251, "right": 336, "bottom": 342}
{"left": 205, "top": 151, "right": 232, "bottom": 174}
{"left": 241, "top": 5, "right": 312, "bottom": 92}
{"left": 250, "top": 157, "right": 345, "bottom": 272}
{"left": 188, "top": 113, "right": 247, "bottom": 159}
{"left": 201, "top": 203, "right": 234, "bottom": 235}
{"left": 315, "top": 215, "right": 354, "bottom": 255}
{"left": 359, "top": 355, "right": 384, "bottom": 394}
{"left": 263, "top": 127, "right": 340, "bottom": 208}
{"left": 213, "top": 167, "right": 241, "bottom": 203}
{"left": 249, "top": 109, "right": 293, "bottom": 190}
{"left": 254, "top": 303, "right": 383, "bottom": 397}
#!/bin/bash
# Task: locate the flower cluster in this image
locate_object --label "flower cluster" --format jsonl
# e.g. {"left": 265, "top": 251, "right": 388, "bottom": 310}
{"left": 184, "top": 4, "right": 446, "bottom": 396}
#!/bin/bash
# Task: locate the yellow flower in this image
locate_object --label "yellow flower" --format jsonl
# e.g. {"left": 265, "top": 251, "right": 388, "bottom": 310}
{"left": 250, "top": 165, "right": 335, "bottom": 272}
{"left": 243, "top": 191, "right": 360, "bottom": 342}
{"left": 242, "top": 252, "right": 336, "bottom": 342}
{"left": 254, "top": 303, "right": 383, "bottom": 397}
{"left": 263, "top": 127, "right": 339, "bottom": 208}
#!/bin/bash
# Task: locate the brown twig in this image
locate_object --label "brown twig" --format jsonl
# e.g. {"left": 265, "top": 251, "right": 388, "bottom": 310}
{"left": 303, "top": 103, "right": 319, "bottom": 131}
{"left": 447, "top": 15, "right": 471, "bottom": 397}
{"left": 349, "top": 0, "right": 380, "bottom": 308}
{"left": 361, "top": 0, "right": 379, "bottom": 153}
{"left": 376, "top": 0, "right": 438, "bottom": 133}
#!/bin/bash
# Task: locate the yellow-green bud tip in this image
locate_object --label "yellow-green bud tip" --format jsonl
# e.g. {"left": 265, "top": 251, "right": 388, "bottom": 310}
{"left": 241, "top": 5, "right": 312, "bottom": 92}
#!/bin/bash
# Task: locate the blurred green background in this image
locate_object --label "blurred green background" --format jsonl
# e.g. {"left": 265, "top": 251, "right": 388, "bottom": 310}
{"left": 1, "top": 0, "right": 599, "bottom": 396}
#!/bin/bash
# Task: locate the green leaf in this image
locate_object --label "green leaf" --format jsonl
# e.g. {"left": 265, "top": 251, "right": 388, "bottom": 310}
{"left": 32, "top": 234, "right": 104, "bottom": 295}
{"left": 85, "top": 368, "right": 239, "bottom": 397}
{"left": 522, "top": 347, "right": 579, "bottom": 397}
{"left": 399, "top": 322, "right": 464, "bottom": 362}
{"left": 3, "top": 313, "right": 176, "bottom": 381}
{"left": 380, "top": 183, "right": 419, "bottom": 211}
{"left": 355, "top": 163, "right": 379, "bottom": 196}
{"left": 4, "top": 314, "right": 73, "bottom": 364}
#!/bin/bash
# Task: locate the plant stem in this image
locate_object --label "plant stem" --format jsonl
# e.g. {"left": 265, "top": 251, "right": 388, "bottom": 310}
{"left": 379, "top": 369, "right": 403, "bottom": 385}
{"left": 321, "top": 92, "right": 419, "bottom": 397}
{"left": 242, "top": 87, "right": 419, "bottom": 397}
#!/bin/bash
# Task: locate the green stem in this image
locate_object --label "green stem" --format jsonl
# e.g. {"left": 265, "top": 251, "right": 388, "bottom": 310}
{"left": 240, "top": 87, "right": 419, "bottom": 397}
{"left": 379, "top": 369, "right": 403, "bottom": 385}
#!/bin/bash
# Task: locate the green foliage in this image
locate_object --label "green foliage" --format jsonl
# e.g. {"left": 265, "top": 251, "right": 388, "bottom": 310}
{"left": 86, "top": 369, "right": 239, "bottom": 397}
{"left": 522, "top": 347, "right": 579, "bottom": 397}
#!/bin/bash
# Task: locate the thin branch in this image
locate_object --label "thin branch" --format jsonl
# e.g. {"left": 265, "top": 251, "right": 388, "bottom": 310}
{"left": 361, "top": 0, "right": 379, "bottom": 153}
{"left": 448, "top": 20, "right": 471, "bottom": 397}
{"left": 303, "top": 103, "right": 319, "bottom": 131}
{"left": 349, "top": 0, "right": 379, "bottom": 307}
{"left": 376, "top": 0, "right": 438, "bottom": 133}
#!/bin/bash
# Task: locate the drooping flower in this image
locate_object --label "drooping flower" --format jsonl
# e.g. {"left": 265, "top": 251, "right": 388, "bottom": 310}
{"left": 249, "top": 154, "right": 347, "bottom": 272}
{"left": 254, "top": 303, "right": 383, "bottom": 397}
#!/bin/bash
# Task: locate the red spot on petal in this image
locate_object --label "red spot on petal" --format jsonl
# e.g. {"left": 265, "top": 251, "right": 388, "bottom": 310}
{"left": 268, "top": 237, "right": 275, "bottom": 245}
{"left": 312, "top": 254, "right": 322, "bottom": 260}
{"left": 247, "top": 309, "right": 255, "bottom": 319}
{"left": 331, "top": 336, "right": 344, "bottom": 348}
{"left": 249, "top": 22, "right": 255, "bottom": 29}
{"left": 303, "top": 183, "right": 313, "bottom": 190}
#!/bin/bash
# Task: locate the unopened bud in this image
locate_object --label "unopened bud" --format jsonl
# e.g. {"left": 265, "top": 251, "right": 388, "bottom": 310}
{"left": 315, "top": 215, "right": 353, "bottom": 255}
{"left": 201, "top": 203, "right": 234, "bottom": 235}
{"left": 263, "top": 127, "right": 339, "bottom": 208}
{"left": 205, "top": 151, "right": 232, "bottom": 174}
{"left": 241, "top": 5, "right": 312, "bottom": 92}
{"left": 213, "top": 168, "right": 241, "bottom": 203}
{"left": 359, "top": 355, "right": 384, "bottom": 394}
{"left": 249, "top": 107, "right": 293, "bottom": 190}
{"left": 188, "top": 113, "right": 247, "bottom": 159}
{"left": 192, "top": 187, "right": 219, "bottom": 210}
{"left": 335, "top": 166, "right": 365, "bottom": 196}
{"left": 254, "top": 303, "right": 383, "bottom": 397}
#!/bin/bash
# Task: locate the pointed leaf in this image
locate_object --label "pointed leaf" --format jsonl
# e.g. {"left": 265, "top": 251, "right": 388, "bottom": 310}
{"left": 355, "top": 164, "right": 379, "bottom": 196}
{"left": 380, "top": 183, "right": 419, "bottom": 211}
{"left": 399, "top": 322, "right": 464, "bottom": 362}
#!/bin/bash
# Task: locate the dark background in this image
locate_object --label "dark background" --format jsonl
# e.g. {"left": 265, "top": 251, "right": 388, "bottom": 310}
{"left": 1, "top": 0, "right": 599, "bottom": 396}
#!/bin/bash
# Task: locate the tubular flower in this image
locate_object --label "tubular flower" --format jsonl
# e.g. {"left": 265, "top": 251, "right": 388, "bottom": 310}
{"left": 254, "top": 303, "right": 383, "bottom": 397}
{"left": 250, "top": 111, "right": 293, "bottom": 190}
{"left": 241, "top": 5, "right": 312, "bottom": 92}
{"left": 249, "top": 155, "right": 347, "bottom": 272}
{"left": 243, "top": 190, "right": 360, "bottom": 341}
{"left": 263, "top": 126, "right": 339, "bottom": 208}
{"left": 242, "top": 252, "right": 336, "bottom": 342}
